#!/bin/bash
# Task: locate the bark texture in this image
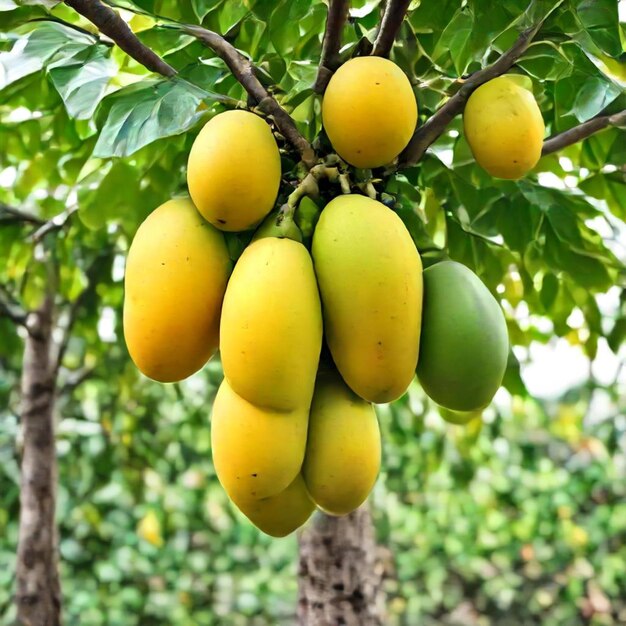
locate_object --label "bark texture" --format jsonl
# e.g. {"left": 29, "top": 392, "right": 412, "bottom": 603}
{"left": 16, "top": 293, "right": 61, "bottom": 626}
{"left": 298, "top": 507, "right": 386, "bottom": 626}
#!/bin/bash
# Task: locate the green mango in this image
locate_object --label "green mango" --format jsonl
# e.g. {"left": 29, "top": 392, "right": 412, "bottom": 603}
{"left": 417, "top": 261, "right": 508, "bottom": 411}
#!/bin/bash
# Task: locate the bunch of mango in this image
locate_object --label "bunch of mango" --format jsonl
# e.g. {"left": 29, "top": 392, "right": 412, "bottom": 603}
{"left": 122, "top": 58, "right": 533, "bottom": 537}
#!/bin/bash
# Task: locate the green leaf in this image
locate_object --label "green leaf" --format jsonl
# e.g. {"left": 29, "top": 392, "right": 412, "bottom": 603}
{"left": 269, "top": 0, "right": 315, "bottom": 57}
{"left": 433, "top": 7, "right": 474, "bottom": 76}
{"left": 48, "top": 45, "right": 116, "bottom": 120}
{"left": 540, "top": 272, "right": 560, "bottom": 311}
{"left": 0, "top": 21, "right": 96, "bottom": 90}
{"left": 574, "top": 0, "right": 621, "bottom": 58}
{"left": 517, "top": 42, "right": 573, "bottom": 81}
{"left": 572, "top": 76, "right": 620, "bottom": 122}
{"left": 579, "top": 173, "right": 626, "bottom": 220}
{"left": 77, "top": 161, "right": 140, "bottom": 229}
{"left": 218, "top": 0, "right": 252, "bottom": 34}
{"left": 191, "top": 0, "right": 221, "bottom": 21}
{"left": 93, "top": 78, "right": 208, "bottom": 158}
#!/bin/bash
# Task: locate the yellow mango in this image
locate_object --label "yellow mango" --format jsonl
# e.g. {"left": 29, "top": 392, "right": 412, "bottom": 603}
{"left": 210, "top": 379, "right": 308, "bottom": 501}
{"left": 463, "top": 76, "right": 545, "bottom": 179}
{"left": 303, "top": 370, "right": 381, "bottom": 516}
{"left": 123, "top": 197, "right": 231, "bottom": 382}
{"left": 187, "top": 110, "right": 281, "bottom": 231}
{"left": 220, "top": 237, "right": 323, "bottom": 411}
{"left": 322, "top": 57, "right": 417, "bottom": 168}
{"left": 312, "top": 195, "right": 422, "bottom": 403}
{"left": 233, "top": 474, "right": 315, "bottom": 537}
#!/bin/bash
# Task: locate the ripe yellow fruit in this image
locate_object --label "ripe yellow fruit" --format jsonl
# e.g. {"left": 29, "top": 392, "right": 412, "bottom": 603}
{"left": 312, "top": 195, "right": 423, "bottom": 403}
{"left": 322, "top": 57, "right": 417, "bottom": 168}
{"left": 463, "top": 76, "right": 545, "bottom": 179}
{"left": 234, "top": 475, "right": 315, "bottom": 537}
{"left": 211, "top": 379, "right": 308, "bottom": 501}
{"left": 137, "top": 510, "right": 163, "bottom": 547}
{"left": 303, "top": 369, "right": 381, "bottom": 516}
{"left": 220, "top": 237, "right": 323, "bottom": 411}
{"left": 123, "top": 198, "right": 231, "bottom": 382}
{"left": 187, "top": 110, "right": 281, "bottom": 231}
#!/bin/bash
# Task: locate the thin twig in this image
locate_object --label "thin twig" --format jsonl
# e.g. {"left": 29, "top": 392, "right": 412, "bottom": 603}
{"left": 0, "top": 297, "right": 28, "bottom": 327}
{"left": 183, "top": 24, "right": 316, "bottom": 167}
{"left": 314, "top": 0, "right": 350, "bottom": 93}
{"left": 0, "top": 204, "right": 45, "bottom": 226}
{"left": 64, "top": 0, "right": 176, "bottom": 77}
{"left": 31, "top": 206, "right": 79, "bottom": 244}
{"left": 399, "top": 21, "right": 544, "bottom": 168}
{"left": 542, "top": 110, "right": 626, "bottom": 155}
{"left": 371, "top": 0, "right": 411, "bottom": 58}
{"left": 59, "top": 367, "right": 95, "bottom": 396}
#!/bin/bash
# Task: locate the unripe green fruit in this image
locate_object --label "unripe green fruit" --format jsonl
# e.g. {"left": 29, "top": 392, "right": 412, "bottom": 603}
{"left": 417, "top": 261, "right": 509, "bottom": 411}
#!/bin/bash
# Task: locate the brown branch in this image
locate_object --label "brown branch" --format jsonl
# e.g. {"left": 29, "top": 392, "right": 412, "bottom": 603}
{"left": 314, "top": 0, "right": 350, "bottom": 94}
{"left": 0, "top": 204, "right": 45, "bottom": 226}
{"left": 31, "top": 206, "right": 79, "bottom": 244}
{"left": 0, "top": 297, "right": 28, "bottom": 327}
{"left": 16, "top": 291, "right": 62, "bottom": 625}
{"left": 542, "top": 110, "right": 626, "bottom": 156}
{"left": 399, "top": 21, "right": 544, "bottom": 168}
{"left": 371, "top": 0, "right": 411, "bottom": 57}
{"left": 183, "top": 25, "right": 316, "bottom": 167}
{"left": 59, "top": 366, "right": 95, "bottom": 396}
{"left": 64, "top": 0, "right": 176, "bottom": 77}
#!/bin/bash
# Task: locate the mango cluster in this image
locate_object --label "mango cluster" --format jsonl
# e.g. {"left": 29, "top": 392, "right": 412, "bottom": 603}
{"left": 123, "top": 59, "right": 512, "bottom": 538}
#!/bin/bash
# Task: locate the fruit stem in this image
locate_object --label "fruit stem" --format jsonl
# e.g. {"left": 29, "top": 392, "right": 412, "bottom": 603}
{"left": 339, "top": 173, "right": 351, "bottom": 194}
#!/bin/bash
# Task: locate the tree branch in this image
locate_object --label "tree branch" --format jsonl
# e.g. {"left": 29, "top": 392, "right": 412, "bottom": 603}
{"left": 64, "top": 0, "right": 176, "bottom": 77}
{"left": 0, "top": 297, "right": 28, "bottom": 328}
{"left": 399, "top": 21, "right": 544, "bottom": 168}
{"left": 0, "top": 204, "right": 45, "bottom": 226}
{"left": 541, "top": 110, "right": 626, "bottom": 156}
{"left": 314, "top": 0, "right": 350, "bottom": 94}
{"left": 183, "top": 25, "right": 316, "bottom": 167}
{"left": 371, "top": 0, "right": 411, "bottom": 58}
{"left": 31, "top": 206, "right": 79, "bottom": 244}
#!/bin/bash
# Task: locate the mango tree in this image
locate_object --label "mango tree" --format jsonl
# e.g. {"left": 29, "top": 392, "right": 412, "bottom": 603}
{"left": 1, "top": 0, "right": 625, "bottom": 625}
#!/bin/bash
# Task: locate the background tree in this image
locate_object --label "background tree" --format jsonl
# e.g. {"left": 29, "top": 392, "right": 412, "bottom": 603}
{"left": 1, "top": 0, "right": 625, "bottom": 624}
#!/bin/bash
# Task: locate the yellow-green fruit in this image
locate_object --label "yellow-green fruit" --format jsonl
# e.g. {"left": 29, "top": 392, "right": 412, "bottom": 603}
{"left": 303, "top": 370, "right": 381, "bottom": 516}
{"left": 187, "top": 110, "right": 281, "bottom": 231}
{"left": 220, "top": 237, "right": 323, "bottom": 411}
{"left": 211, "top": 379, "right": 308, "bottom": 501}
{"left": 234, "top": 475, "right": 315, "bottom": 537}
{"left": 463, "top": 76, "right": 545, "bottom": 179}
{"left": 123, "top": 198, "right": 231, "bottom": 382}
{"left": 439, "top": 407, "right": 482, "bottom": 425}
{"left": 312, "top": 195, "right": 422, "bottom": 403}
{"left": 322, "top": 57, "right": 417, "bottom": 168}
{"left": 416, "top": 261, "right": 509, "bottom": 411}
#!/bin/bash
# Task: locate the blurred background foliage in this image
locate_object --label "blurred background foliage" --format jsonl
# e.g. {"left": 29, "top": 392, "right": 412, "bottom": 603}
{"left": 1, "top": 0, "right": 626, "bottom": 624}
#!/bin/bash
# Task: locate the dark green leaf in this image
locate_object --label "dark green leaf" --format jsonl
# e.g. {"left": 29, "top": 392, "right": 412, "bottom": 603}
{"left": 93, "top": 78, "right": 208, "bottom": 158}
{"left": 572, "top": 76, "right": 620, "bottom": 122}
{"left": 48, "top": 46, "right": 116, "bottom": 119}
{"left": 574, "top": 0, "right": 621, "bottom": 58}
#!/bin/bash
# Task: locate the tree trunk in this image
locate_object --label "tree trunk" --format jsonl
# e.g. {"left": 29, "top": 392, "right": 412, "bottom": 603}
{"left": 16, "top": 293, "right": 62, "bottom": 626}
{"left": 297, "top": 506, "right": 386, "bottom": 625}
